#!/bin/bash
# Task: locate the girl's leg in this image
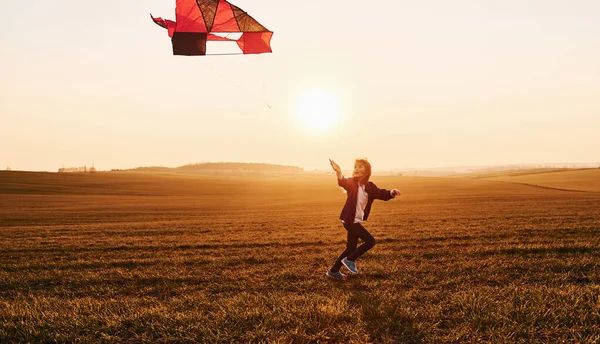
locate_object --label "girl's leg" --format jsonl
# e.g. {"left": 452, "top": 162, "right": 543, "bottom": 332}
{"left": 346, "top": 222, "right": 376, "bottom": 261}
{"left": 330, "top": 225, "right": 358, "bottom": 272}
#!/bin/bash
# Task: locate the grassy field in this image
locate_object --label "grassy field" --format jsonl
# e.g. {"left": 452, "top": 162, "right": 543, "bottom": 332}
{"left": 1, "top": 170, "right": 599, "bottom": 343}
{"left": 480, "top": 168, "right": 600, "bottom": 193}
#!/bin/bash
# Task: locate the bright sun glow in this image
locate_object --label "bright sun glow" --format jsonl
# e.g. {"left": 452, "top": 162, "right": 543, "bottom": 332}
{"left": 295, "top": 89, "right": 339, "bottom": 131}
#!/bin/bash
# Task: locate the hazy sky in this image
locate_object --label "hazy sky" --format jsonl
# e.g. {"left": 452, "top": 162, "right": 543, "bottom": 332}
{"left": 1, "top": 0, "right": 599, "bottom": 172}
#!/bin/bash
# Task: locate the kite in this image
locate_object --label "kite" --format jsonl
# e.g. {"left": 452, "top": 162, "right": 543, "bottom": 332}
{"left": 151, "top": 0, "right": 273, "bottom": 56}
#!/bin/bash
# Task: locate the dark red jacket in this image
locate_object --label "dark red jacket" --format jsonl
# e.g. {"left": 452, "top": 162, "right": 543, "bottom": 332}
{"left": 337, "top": 177, "right": 395, "bottom": 224}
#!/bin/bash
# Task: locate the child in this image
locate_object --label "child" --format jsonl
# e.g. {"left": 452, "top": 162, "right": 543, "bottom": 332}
{"left": 326, "top": 158, "right": 401, "bottom": 280}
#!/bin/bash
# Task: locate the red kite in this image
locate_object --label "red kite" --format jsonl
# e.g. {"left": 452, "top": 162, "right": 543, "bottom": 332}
{"left": 151, "top": 0, "right": 273, "bottom": 56}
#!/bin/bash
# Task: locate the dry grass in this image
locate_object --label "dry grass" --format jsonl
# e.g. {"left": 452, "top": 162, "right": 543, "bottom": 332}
{"left": 1, "top": 170, "right": 599, "bottom": 343}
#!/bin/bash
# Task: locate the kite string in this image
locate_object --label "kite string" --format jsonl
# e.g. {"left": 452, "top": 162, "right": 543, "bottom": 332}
{"left": 196, "top": 59, "right": 272, "bottom": 109}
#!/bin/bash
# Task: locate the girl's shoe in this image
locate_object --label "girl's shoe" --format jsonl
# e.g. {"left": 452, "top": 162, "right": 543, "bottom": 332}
{"left": 326, "top": 269, "right": 345, "bottom": 280}
{"left": 341, "top": 258, "right": 358, "bottom": 274}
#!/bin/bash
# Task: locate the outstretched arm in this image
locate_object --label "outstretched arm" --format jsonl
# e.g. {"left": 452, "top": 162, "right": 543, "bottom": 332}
{"left": 372, "top": 184, "right": 401, "bottom": 201}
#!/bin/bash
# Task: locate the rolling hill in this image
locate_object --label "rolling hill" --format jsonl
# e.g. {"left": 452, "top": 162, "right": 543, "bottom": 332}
{"left": 478, "top": 168, "right": 600, "bottom": 192}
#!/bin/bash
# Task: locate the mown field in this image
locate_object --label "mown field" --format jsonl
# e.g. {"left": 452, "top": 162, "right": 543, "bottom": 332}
{"left": 1, "top": 170, "right": 599, "bottom": 343}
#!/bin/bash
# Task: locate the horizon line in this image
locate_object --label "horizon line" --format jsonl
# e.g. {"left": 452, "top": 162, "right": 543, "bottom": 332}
{"left": 4, "top": 161, "right": 600, "bottom": 173}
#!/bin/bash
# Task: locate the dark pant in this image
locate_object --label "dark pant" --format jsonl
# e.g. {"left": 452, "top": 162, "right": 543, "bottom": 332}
{"left": 330, "top": 222, "right": 376, "bottom": 272}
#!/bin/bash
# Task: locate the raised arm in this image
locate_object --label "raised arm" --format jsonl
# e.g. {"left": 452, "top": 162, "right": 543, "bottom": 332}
{"left": 330, "top": 159, "right": 351, "bottom": 190}
{"left": 329, "top": 159, "right": 342, "bottom": 180}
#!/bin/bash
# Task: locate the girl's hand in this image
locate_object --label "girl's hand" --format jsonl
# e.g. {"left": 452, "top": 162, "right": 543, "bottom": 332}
{"left": 329, "top": 159, "right": 341, "bottom": 175}
{"left": 391, "top": 189, "right": 401, "bottom": 197}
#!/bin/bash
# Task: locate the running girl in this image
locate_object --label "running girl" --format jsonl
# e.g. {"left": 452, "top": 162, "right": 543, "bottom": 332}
{"left": 327, "top": 158, "right": 401, "bottom": 280}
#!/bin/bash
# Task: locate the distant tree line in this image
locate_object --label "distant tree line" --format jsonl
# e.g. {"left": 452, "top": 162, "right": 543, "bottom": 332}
{"left": 58, "top": 165, "right": 96, "bottom": 173}
{"left": 177, "top": 162, "right": 304, "bottom": 173}
{"left": 115, "top": 162, "right": 304, "bottom": 174}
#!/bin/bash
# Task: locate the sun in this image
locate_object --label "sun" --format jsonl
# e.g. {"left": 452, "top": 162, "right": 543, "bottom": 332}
{"left": 295, "top": 89, "right": 340, "bottom": 131}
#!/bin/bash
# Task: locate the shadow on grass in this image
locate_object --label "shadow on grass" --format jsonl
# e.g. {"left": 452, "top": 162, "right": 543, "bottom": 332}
{"left": 0, "top": 274, "right": 217, "bottom": 300}
{"left": 1, "top": 240, "right": 327, "bottom": 255}
{"left": 1, "top": 260, "right": 159, "bottom": 273}
{"left": 323, "top": 276, "right": 423, "bottom": 342}
{"left": 347, "top": 288, "right": 424, "bottom": 343}
{"left": 474, "top": 245, "right": 596, "bottom": 257}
